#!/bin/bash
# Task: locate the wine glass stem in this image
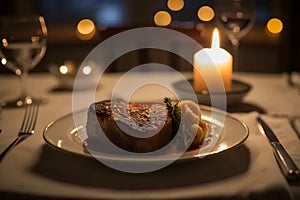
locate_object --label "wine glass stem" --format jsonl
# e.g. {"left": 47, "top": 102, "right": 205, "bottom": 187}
{"left": 19, "top": 70, "right": 28, "bottom": 99}
{"left": 231, "top": 38, "right": 240, "bottom": 72}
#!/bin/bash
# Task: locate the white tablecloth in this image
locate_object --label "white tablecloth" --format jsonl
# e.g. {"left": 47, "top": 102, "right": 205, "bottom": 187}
{"left": 0, "top": 72, "right": 299, "bottom": 200}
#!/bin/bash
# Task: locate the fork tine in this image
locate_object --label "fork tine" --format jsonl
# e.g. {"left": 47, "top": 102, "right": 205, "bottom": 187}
{"left": 24, "top": 104, "right": 32, "bottom": 133}
{"left": 20, "top": 103, "right": 39, "bottom": 134}
{"left": 19, "top": 104, "right": 31, "bottom": 133}
{"left": 28, "top": 103, "right": 39, "bottom": 134}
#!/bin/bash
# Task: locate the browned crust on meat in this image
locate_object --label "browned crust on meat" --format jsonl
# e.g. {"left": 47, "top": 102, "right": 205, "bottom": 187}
{"left": 86, "top": 100, "right": 174, "bottom": 153}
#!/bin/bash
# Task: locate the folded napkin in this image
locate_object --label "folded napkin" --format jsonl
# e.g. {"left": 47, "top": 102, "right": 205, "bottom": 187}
{"left": 230, "top": 112, "right": 299, "bottom": 200}
{"left": 1, "top": 112, "right": 299, "bottom": 200}
{"left": 247, "top": 113, "right": 300, "bottom": 200}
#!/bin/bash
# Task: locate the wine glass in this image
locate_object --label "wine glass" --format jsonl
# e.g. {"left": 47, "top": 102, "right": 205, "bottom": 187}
{"left": 0, "top": 15, "right": 47, "bottom": 107}
{"left": 214, "top": 0, "right": 255, "bottom": 71}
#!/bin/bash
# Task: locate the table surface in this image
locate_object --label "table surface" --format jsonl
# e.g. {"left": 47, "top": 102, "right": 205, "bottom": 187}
{"left": 0, "top": 72, "right": 300, "bottom": 200}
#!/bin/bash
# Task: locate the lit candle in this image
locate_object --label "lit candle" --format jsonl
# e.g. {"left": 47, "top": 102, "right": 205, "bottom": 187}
{"left": 193, "top": 28, "right": 232, "bottom": 92}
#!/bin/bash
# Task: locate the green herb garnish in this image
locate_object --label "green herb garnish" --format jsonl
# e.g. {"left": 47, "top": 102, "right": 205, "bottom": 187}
{"left": 164, "top": 97, "right": 181, "bottom": 129}
{"left": 164, "top": 97, "right": 192, "bottom": 148}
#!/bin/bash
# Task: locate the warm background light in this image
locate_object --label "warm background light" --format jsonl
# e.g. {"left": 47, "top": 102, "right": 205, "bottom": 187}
{"left": 154, "top": 11, "right": 172, "bottom": 26}
{"left": 83, "top": 66, "right": 92, "bottom": 75}
{"left": 167, "top": 0, "right": 184, "bottom": 11}
{"left": 266, "top": 18, "right": 283, "bottom": 34}
{"left": 59, "top": 65, "right": 69, "bottom": 74}
{"left": 197, "top": 6, "right": 215, "bottom": 22}
{"left": 1, "top": 58, "right": 7, "bottom": 65}
{"left": 2, "top": 38, "right": 8, "bottom": 47}
{"left": 76, "top": 19, "right": 96, "bottom": 40}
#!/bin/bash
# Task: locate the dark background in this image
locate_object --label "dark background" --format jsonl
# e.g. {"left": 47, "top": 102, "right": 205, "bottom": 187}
{"left": 0, "top": 0, "right": 299, "bottom": 73}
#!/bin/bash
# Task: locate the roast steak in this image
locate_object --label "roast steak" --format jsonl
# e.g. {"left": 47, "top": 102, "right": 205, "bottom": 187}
{"left": 86, "top": 100, "right": 174, "bottom": 153}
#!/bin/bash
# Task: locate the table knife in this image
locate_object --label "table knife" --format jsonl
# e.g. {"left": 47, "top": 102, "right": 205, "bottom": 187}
{"left": 257, "top": 116, "right": 300, "bottom": 181}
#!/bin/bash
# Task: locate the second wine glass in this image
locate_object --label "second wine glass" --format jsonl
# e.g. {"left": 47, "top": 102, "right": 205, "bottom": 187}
{"left": 215, "top": 0, "right": 255, "bottom": 71}
{"left": 0, "top": 15, "right": 47, "bottom": 107}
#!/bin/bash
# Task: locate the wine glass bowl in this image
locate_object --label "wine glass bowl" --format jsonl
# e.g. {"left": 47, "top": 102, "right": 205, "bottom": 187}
{"left": 214, "top": 0, "right": 255, "bottom": 71}
{"left": 0, "top": 15, "right": 47, "bottom": 107}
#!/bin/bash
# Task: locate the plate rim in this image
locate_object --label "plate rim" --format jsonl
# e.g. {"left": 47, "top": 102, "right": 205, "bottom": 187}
{"left": 43, "top": 106, "right": 249, "bottom": 163}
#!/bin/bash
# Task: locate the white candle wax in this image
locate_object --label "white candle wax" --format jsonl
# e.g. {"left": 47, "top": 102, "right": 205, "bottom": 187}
{"left": 193, "top": 28, "right": 233, "bottom": 92}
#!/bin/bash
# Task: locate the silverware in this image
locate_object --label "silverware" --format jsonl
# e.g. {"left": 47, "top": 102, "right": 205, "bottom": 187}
{"left": 0, "top": 103, "right": 39, "bottom": 162}
{"left": 257, "top": 116, "right": 300, "bottom": 181}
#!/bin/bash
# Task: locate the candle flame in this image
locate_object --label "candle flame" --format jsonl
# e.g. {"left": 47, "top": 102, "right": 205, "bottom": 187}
{"left": 211, "top": 28, "right": 220, "bottom": 49}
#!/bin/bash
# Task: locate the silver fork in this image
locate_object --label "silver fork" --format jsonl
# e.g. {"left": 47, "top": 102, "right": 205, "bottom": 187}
{"left": 0, "top": 103, "right": 39, "bottom": 162}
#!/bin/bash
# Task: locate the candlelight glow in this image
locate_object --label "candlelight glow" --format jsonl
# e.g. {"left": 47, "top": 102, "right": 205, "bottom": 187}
{"left": 76, "top": 19, "right": 96, "bottom": 40}
{"left": 212, "top": 28, "right": 220, "bottom": 49}
{"left": 57, "top": 140, "right": 63, "bottom": 148}
{"left": 83, "top": 66, "right": 92, "bottom": 75}
{"left": 193, "top": 28, "right": 232, "bottom": 92}
{"left": 154, "top": 11, "right": 171, "bottom": 26}
{"left": 217, "top": 143, "right": 228, "bottom": 151}
{"left": 59, "top": 65, "right": 69, "bottom": 74}
{"left": 167, "top": 0, "right": 184, "bottom": 11}
{"left": 198, "top": 6, "right": 215, "bottom": 22}
{"left": 1, "top": 58, "right": 7, "bottom": 65}
{"left": 26, "top": 98, "right": 32, "bottom": 105}
{"left": 266, "top": 18, "right": 283, "bottom": 34}
{"left": 2, "top": 38, "right": 8, "bottom": 47}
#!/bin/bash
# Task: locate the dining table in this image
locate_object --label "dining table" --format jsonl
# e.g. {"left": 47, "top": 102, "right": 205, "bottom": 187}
{"left": 0, "top": 71, "right": 299, "bottom": 200}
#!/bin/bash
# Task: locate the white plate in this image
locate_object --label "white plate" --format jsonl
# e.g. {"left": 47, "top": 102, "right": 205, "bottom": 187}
{"left": 43, "top": 106, "right": 249, "bottom": 162}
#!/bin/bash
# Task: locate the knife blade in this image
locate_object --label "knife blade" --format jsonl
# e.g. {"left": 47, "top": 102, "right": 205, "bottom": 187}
{"left": 257, "top": 116, "right": 300, "bottom": 181}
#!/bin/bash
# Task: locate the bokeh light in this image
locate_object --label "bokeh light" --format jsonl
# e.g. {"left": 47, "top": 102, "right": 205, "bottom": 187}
{"left": 197, "top": 6, "right": 215, "bottom": 22}
{"left": 167, "top": 0, "right": 184, "bottom": 11}
{"left": 154, "top": 11, "right": 172, "bottom": 26}
{"left": 266, "top": 18, "right": 283, "bottom": 34}
{"left": 76, "top": 19, "right": 96, "bottom": 40}
{"left": 83, "top": 66, "right": 92, "bottom": 75}
{"left": 1, "top": 58, "right": 7, "bottom": 65}
{"left": 2, "top": 39, "right": 8, "bottom": 47}
{"left": 59, "top": 65, "right": 69, "bottom": 74}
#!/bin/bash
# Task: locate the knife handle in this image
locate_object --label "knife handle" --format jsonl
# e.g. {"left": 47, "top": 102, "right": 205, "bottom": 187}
{"left": 271, "top": 142, "right": 300, "bottom": 180}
